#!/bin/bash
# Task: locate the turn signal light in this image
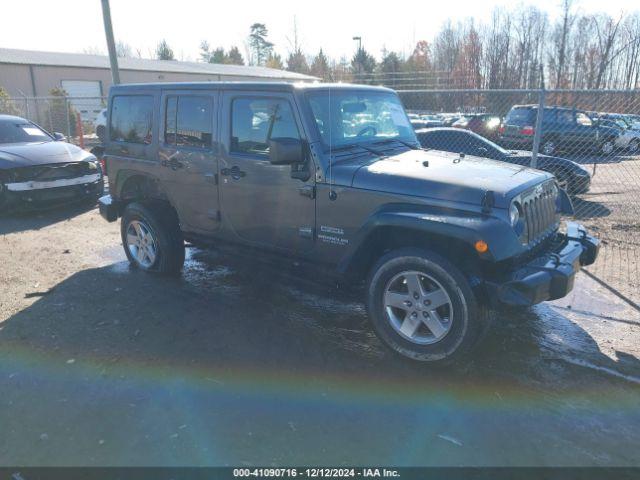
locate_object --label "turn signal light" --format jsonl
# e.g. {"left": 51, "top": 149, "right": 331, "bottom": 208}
{"left": 475, "top": 240, "right": 489, "bottom": 253}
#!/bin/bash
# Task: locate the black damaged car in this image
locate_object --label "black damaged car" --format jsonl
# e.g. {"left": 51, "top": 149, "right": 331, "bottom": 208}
{"left": 0, "top": 115, "right": 104, "bottom": 212}
{"left": 416, "top": 127, "right": 591, "bottom": 195}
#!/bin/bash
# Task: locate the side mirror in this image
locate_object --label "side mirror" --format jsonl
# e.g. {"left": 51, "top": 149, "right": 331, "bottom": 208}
{"left": 269, "top": 137, "right": 303, "bottom": 165}
{"left": 53, "top": 132, "right": 66, "bottom": 141}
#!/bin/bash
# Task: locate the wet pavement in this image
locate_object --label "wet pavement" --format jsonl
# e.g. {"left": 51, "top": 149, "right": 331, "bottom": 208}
{"left": 0, "top": 208, "right": 639, "bottom": 466}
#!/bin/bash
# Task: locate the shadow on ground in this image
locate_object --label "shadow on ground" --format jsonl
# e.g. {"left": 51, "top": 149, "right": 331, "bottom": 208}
{"left": 0, "top": 200, "right": 97, "bottom": 236}
{"left": 1, "top": 247, "right": 639, "bottom": 466}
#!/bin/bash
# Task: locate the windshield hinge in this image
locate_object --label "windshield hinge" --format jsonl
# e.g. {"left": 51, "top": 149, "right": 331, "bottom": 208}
{"left": 481, "top": 190, "right": 495, "bottom": 214}
{"left": 298, "top": 185, "right": 316, "bottom": 199}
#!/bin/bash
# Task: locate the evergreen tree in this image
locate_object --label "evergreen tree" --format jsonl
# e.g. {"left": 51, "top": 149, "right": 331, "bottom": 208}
{"left": 310, "top": 49, "right": 331, "bottom": 81}
{"left": 156, "top": 39, "right": 175, "bottom": 60}
{"left": 226, "top": 46, "right": 245, "bottom": 65}
{"left": 287, "top": 49, "right": 310, "bottom": 74}
{"left": 248, "top": 23, "right": 274, "bottom": 66}
{"left": 266, "top": 53, "right": 285, "bottom": 70}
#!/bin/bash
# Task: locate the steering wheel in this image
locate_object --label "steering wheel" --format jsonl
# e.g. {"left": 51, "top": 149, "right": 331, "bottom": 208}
{"left": 356, "top": 125, "right": 377, "bottom": 137}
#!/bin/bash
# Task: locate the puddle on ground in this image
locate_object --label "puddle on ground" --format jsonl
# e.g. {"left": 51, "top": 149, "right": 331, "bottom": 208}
{"left": 98, "top": 243, "right": 640, "bottom": 385}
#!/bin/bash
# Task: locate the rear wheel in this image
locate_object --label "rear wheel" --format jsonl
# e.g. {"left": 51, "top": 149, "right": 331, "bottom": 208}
{"left": 121, "top": 202, "right": 184, "bottom": 274}
{"left": 541, "top": 139, "right": 556, "bottom": 155}
{"left": 366, "top": 248, "right": 491, "bottom": 363}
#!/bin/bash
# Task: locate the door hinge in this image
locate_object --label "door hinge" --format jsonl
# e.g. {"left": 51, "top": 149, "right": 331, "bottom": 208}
{"left": 298, "top": 185, "right": 316, "bottom": 199}
{"left": 298, "top": 226, "right": 314, "bottom": 239}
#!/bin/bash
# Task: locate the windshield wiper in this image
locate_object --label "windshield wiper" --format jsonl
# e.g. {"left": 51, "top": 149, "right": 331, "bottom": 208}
{"left": 329, "top": 143, "right": 388, "bottom": 167}
{"left": 373, "top": 138, "right": 420, "bottom": 150}
{"left": 332, "top": 143, "right": 386, "bottom": 156}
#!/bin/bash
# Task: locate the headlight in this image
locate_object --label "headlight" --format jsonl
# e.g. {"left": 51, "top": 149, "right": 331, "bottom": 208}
{"left": 87, "top": 158, "right": 100, "bottom": 171}
{"left": 509, "top": 202, "right": 521, "bottom": 226}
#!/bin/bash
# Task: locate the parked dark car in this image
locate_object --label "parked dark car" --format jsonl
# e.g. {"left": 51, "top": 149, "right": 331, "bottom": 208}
{"left": 98, "top": 82, "right": 598, "bottom": 364}
{"left": 409, "top": 113, "right": 444, "bottom": 130}
{"left": 416, "top": 128, "right": 591, "bottom": 194}
{"left": 0, "top": 114, "right": 103, "bottom": 211}
{"left": 499, "top": 105, "right": 621, "bottom": 156}
{"left": 453, "top": 113, "right": 502, "bottom": 141}
{"left": 591, "top": 113, "right": 640, "bottom": 153}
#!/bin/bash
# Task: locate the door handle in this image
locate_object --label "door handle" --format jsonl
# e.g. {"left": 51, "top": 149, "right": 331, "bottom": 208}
{"left": 220, "top": 166, "right": 246, "bottom": 180}
{"left": 162, "top": 159, "right": 184, "bottom": 170}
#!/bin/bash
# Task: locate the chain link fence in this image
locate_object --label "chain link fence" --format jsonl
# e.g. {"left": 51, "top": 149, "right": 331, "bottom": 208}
{"left": 0, "top": 95, "right": 107, "bottom": 149}
{"left": 398, "top": 88, "right": 640, "bottom": 305}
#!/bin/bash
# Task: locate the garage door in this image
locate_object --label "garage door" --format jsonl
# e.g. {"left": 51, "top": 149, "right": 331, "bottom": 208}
{"left": 61, "top": 80, "right": 103, "bottom": 121}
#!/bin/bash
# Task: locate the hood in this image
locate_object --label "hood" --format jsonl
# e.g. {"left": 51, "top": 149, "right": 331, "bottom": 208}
{"left": 331, "top": 149, "right": 552, "bottom": 209}
{"left": 0, "top": 141, "right": 92, "bottom": 169}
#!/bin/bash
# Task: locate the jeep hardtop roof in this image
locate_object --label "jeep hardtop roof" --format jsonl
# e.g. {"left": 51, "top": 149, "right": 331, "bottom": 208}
{"left": 109, "top": 82, "right": 395, "bottom": 94}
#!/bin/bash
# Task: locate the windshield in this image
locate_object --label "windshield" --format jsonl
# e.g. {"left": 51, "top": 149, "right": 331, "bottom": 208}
{"left": 0, "top": 119, "right": 52, "bottom": 144}
{"left": 307, "top": 90, "right": 417, "bottom": 150}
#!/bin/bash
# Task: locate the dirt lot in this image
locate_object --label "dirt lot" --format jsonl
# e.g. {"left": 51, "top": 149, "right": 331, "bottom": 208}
{"left": 572, "top": 155, "right": 640, "bottom": 304}
{"left": 0, "top": 203, "right": 639, "bottom": 466}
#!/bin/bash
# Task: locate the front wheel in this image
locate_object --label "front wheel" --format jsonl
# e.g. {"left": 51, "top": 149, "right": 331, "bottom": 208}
{"left": 121, "top": 202, "right": 185, "bottom": 275}
{"left": 628, "top": 139, "right": 639, "bottom": 154}
{"left": 366, "top": 248, "right": 491, "bottom": 363}
{"left": 600, "top": 139, "right": 615, "bottom": 156}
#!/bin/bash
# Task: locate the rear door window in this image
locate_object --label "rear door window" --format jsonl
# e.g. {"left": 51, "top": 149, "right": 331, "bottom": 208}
{"left": 110, "top": 95, "right": 154, "bottom": 144}
{"left": 505, "top": 108, "right": 534, "bottom": 125}
{"left": 164, "top": 96, "right": 213, "bottom": 148}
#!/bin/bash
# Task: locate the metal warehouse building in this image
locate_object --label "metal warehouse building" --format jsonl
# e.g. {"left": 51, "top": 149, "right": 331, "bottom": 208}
{"left": 0, "top": 48, "right": 317, "bottom": 119}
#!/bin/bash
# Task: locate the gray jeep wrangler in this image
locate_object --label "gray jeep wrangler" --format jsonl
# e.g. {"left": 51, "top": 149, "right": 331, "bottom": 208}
{"left": 99, "top": 82, "right": 599, "bottom": 363}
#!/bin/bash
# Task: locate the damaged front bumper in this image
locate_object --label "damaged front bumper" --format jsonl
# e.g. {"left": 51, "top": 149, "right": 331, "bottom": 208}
{"left": 0, "top": 173, "right": 104, "bottom": 209}
{"left": 486, "top": 222, "right": 600, "bottom": 307}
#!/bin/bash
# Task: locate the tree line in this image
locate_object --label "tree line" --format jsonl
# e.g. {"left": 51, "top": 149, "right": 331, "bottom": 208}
{"left": 137, "top": 2, "right": 640, "bottom": 90}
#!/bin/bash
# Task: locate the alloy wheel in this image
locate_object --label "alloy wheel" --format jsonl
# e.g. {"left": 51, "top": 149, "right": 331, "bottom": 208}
{"left": 384, "top": 270, "right": 453, "bottom": 345}
{"left": 126, "top": 220, "right": 158, "bottom": 268}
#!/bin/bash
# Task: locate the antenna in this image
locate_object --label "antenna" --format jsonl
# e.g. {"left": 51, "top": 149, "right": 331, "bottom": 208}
{"left": 328, "top": 86, "right": 333, "bottom": 198}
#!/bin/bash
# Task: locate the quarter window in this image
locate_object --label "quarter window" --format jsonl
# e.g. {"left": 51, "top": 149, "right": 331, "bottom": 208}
{"left": 230, "top": 98, "right": 300, "bottom": 155}
{"left": 576, "top": 112, "right": 593, "bottom": 127}
{"left": 165, "top": 96, "right": 213, "bottom": 148}
{"left": 110, "top": 95, "right": 153, "bottom": 144}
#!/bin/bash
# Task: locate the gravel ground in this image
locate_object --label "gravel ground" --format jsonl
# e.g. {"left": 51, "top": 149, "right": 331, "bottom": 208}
{"left": 0, "top": 203, "right": 639, "bottom": 466}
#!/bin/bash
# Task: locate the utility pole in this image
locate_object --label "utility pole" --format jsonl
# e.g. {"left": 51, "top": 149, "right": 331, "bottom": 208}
{"left": 352, "top": 36, "right": 362, "bottom": 77}
{"left": 531, "top": 65, "right": 546, "bottom": 169}
{"left": 100, "top": 0, "right": 121, "bottom": 84}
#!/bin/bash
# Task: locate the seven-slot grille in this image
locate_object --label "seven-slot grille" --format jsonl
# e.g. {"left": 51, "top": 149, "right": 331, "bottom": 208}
{"left": 520, "top": 181, "right": 559, "bottom": 245}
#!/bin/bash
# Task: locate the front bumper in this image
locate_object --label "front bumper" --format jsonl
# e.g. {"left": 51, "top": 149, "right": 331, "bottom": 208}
{"left": 486, "top": 222, "right": 600, "bottom": 307}
{"left": 1, "top": 174, "right": 104, "bottom": 210}
{"left": 98, "top": 194, "right": 119, "bottom": 222}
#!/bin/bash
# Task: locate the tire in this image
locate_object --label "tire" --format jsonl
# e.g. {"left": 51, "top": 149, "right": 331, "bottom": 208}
{"left": 96, "top": 125, "right": 106, "bottom": 143}
{"left": 628, "top": 139, "right": 639, "bottom": 154}
{"left": 366, "top": 248, "right": 492, "bottom": 363}
{"left": 541, "top": 139, "right": 556, "bottom": 156}
{"left": 121, "top": 201, "right": 184, "bottom": 275}
{"left": 600, "top": 139, "right": 615, "bottom": 156}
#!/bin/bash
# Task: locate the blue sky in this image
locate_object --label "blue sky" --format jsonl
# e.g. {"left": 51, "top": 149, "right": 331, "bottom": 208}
{"left": 0, "top": 0, "right": 636, "bottom": 62}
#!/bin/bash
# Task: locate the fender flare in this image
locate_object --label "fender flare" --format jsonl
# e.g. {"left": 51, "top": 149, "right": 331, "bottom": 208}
{"left": 114, "top": 169, "right": 166, "bottom": 200}
{"left": 336, "top": 204, "right": 523, "bottom": 275}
